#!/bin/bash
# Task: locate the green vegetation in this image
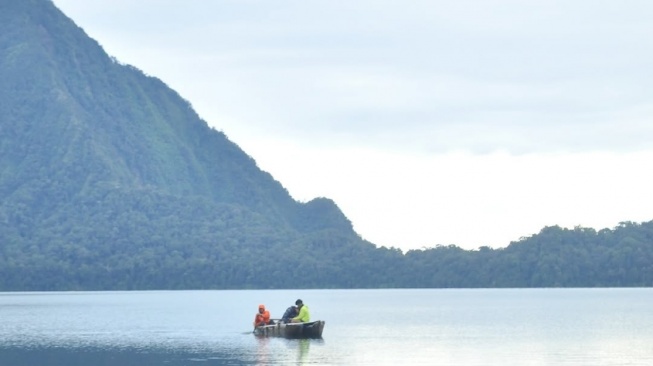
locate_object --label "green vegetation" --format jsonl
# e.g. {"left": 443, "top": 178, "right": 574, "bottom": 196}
{"left": 403, "top": 222, "right": 653, "bottom": 288}
{"left": 0, "top": 0, "right": 651, "bottom": 290}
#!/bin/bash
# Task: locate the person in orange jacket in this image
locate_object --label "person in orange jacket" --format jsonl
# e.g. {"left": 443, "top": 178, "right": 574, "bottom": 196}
{"left": 253, "top": 304, "right": 271, "bottom": 328}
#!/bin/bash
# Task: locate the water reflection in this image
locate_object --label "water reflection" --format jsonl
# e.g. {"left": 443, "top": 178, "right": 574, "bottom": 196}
{"left": 254, "top": 336, "right": 271, "bottom": 364}
{"left": 296, "top": 339, "right": 311, "bottom": 364}
{"left": 0, "top": 330, "right": 327, "bottom": 366}
{"left": 253, "top": 336, "right": 324, "bottom": 365}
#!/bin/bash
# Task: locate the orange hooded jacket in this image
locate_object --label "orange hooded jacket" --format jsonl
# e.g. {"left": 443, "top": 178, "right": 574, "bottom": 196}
{"left": 254, "top": 304, "right": 270, "bottom": 327}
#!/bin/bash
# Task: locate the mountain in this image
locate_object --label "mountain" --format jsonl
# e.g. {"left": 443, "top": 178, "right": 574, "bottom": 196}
{"left": 1, "top": 0, "right": 302, "bottom": 224}
{"left": 0, "top": 0, "right": 400, "bottom": 290}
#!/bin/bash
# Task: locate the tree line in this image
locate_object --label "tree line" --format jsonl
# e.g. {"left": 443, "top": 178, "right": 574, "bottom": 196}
{"left": 1, "top": 192, "right": 651, "bottom": 290}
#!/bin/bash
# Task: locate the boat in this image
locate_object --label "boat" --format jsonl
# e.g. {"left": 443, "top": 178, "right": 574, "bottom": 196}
{"left": 254, "top": 320, "right": 325, "bottom": 339}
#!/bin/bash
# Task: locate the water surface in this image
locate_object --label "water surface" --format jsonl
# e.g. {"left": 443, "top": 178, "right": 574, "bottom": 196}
{"left": 1, "top": 288, "right": 651, "bottom": 365}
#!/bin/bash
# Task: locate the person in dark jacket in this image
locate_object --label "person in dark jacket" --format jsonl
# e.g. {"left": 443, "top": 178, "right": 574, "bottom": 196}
{"left": 281, "top": 305, "right": 298, "bottom": 323}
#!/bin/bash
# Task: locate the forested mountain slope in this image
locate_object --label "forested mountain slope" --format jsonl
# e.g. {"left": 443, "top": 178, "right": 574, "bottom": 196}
{"left": 0, "top": 0, "right": 386, "bottom": 290}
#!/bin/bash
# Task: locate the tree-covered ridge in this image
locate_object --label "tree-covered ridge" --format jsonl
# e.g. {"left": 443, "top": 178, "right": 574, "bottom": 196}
{"left": 0, "top": 0, "right": 367, "bottom": 291}
{"left": 403, "top": 222, "right": 653, "bottom": 288}
{"left": 1, "top": 0, "right": 652, "bottom": 290}
{"left": 0, "top": 0, "right": 323, "bottom": 230}
{"left": 1, "top": 212, "right": 652, "bottom": 290}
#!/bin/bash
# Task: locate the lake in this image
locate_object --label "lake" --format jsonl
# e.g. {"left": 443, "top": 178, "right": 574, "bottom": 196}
{"left": 0, "top": 288, "right": 652, "bottom": 365}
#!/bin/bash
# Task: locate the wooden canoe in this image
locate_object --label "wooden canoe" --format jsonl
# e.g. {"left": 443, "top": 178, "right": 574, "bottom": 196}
{"left": 254, "top": 320, "right": 325, "bottom": 339}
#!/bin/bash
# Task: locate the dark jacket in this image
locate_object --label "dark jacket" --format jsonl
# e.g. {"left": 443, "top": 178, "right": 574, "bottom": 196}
{"left": 281, "top": 306, "right": 298, "bottom": 323}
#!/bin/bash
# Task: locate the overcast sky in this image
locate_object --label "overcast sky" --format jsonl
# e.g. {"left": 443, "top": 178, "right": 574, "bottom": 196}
{"left": 53, "top": 0, "right": 653, "bottom": 251}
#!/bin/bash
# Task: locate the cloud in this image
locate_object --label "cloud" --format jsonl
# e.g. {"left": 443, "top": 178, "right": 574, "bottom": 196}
{"left": 52, "top": 0, "right": 653, "bottom": 250}
{"left": 55, "top": 0, "right": 653, "bottom": 156}
{"left": 246, "top": 142, "right": 653, "bottom": 250}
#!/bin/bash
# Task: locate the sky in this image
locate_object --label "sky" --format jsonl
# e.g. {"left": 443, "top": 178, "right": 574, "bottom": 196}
{"left": 52, "top": 0, "right": 653, "bottom": 251}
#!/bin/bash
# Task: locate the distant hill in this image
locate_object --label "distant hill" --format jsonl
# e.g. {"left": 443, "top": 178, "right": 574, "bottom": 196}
{"left": 1, "top": 0, "right": 651, "bottom": 290}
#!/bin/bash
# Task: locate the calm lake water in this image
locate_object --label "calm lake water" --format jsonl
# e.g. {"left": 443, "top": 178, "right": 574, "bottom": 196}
{"left": 0, "top": 288, "right": 652, "bottom": 365}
